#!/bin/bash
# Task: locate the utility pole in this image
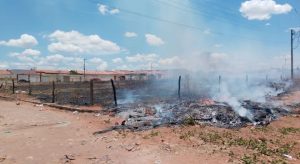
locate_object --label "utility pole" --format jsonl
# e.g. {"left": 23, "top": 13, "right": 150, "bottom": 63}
{"left": 83, "top": 58, "right": 86, "bottom": 81}
{"left": 291, "top": 29, "right": 294, "bottom": 80}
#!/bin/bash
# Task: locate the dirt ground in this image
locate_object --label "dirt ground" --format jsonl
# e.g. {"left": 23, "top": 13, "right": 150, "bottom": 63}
{"left": 1, "top": 92, "right": 300, "bottom": 164}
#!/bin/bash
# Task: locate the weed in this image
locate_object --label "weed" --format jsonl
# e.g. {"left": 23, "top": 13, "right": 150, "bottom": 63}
{"left": 241, "top": 154, "right": 257, "bottom": 164}
{"left": 275, "top": 143, "right": 296, "bottom": 155}
{"left": 279, "top": 127, "right": 300, "bottom": 135}
{"left": 270, "top": 159, "right": 287, "bottom": 164}
{"left": 199, "top": 132, "right": 223, "bottom": 144}
{"left": 179, "top": 130, "right": 195, "bottom": 140}
{"left": 149, "top": 131, "right": 159, "bottom": 137}
{"left": 183, "top": 116, "right": 196, "bottom": 126}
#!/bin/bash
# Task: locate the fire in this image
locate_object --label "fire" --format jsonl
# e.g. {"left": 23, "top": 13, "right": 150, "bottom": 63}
{"left": 199, "top": 99, "right": 215, "bottom": 106}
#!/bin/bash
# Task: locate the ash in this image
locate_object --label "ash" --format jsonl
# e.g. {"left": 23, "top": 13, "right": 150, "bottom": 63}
{"left": 95, "top": 98, "right": 289, "bottom": 134}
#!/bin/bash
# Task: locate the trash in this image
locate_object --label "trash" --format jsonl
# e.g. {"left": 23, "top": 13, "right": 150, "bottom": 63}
{"left": 72, "top": 111, "right": 79, "bottom": 115}
{"left": 34, "top": 104, "right": 44, "bottom": 107}
{"left": 283, "top": 154, "right": 294, "bottom": 160}
{"left": 94, "top": 113, "right": 101, "bottom": 117}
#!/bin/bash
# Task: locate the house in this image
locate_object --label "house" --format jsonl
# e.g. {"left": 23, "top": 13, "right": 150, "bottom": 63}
{"left": 4, "top": 69, "right": 168, "bottom": 83}
{"left": 36, "top": 70, "right": 72, "bottom": 82}
{"left": 0, "top": 70, "right": 13, "bottom": 82}
{"left": 9, "top": 69, "right": 40, "bottom": 83}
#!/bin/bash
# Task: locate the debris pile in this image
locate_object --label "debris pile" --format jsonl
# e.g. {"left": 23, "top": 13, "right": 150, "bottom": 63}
{"left": 94, "top": 98, "right": 289, "bottom": 134}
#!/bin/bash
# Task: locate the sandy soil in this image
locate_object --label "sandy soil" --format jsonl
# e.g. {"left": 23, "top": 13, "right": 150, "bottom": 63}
{"left": 0, "top": 91, "right": 300, "bottom": 164}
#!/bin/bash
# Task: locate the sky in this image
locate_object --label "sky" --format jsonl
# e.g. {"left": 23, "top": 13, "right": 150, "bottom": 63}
{"left": 0, "top": 0, "right": 300, "bottom": 72}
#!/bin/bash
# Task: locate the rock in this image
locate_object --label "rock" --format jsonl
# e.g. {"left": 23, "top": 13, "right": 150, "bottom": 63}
{"left": 65, "top": 154, "right": 75, "bottom": 160}
{"left": 0, "top": 156, "right": 6, "bottom": 162}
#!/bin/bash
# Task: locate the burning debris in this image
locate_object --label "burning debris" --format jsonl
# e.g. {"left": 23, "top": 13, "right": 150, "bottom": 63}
{"left": 94, "top": 97, "right": 289, "bottom": 134}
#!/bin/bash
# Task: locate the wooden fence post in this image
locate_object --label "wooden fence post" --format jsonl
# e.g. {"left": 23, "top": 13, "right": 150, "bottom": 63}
{"left": 90, "top": 80, "right": 94, "bottom": 105}
{"left": 178, "top": 75, "right": 181, "bottom": 99}
{"left": 12, "top": 79, "right": 15, "bottom": 94}
{"left": 111, "top": 79, "right": 117, "bottom": 106}
{"left": 52, "top": 81, "right": 55, "bottom": 103}
{"left": 28, "top": 80, "right": 32, "bottom": 95}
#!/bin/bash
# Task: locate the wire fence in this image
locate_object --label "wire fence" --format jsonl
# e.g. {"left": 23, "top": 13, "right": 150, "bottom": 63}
{"left": 0, "top": 79, "right": 181, "bottom": 106}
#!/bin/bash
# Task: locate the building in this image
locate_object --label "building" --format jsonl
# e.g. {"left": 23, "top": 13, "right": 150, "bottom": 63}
{"left": 0, "top": 70, "right": 13, "bottom": 82}
{"left": 2, "top": 69, "right": 168, "bottom": 83}
{"left": 10, "top": 69, "right": 40, "bottom": 83}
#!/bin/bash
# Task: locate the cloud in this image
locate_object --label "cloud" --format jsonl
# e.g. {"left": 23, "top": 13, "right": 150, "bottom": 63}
{"left": 159, "top": 56, "right": 182, "bottom": 67}
{"left": 98, "top": 4, "right": 120, "bottom": 15}
{"left": 0, "top": 62, "right": 8, "bottom": 69}
{"left": 10, "top": 49, "right": 41, "bottom": 57}
{"left": 145, "top": 34, "right": 165, "bottom": 46}
{"left": 109, "top": 9, "right": 120, "bottom": 15}
{"left": 126, "top": 53, "right": 159, "bottom": 63}
{"left": 124, "top": 32, "right": 138, "bottom": 38}
{"left": 0, "top": 34, "right": 38, "bottom": 48}
{"left": 112, "top": 58, "right": 123, "bottom": 64}
{"left": 203, "top": 29, "right": 211, "bottom": 35}
{"left": 98, "top": 4, "right": 108, "bottom": 15}
{"left": 240, "top": 0, "right": 292, "bottom": 20}
{"left": 88, "top": 58, "right": 108, "bottom": 70}
{"left": 214, "top": 44, "right": 223, "bottom": 48}
{"left": 48, "top": 30, "right": 121, "bottom": 55}
{"left": 265, "top": 22, "right": 271, "bottom": 26}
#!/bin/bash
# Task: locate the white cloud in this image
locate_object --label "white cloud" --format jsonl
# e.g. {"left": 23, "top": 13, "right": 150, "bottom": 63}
{"left": 159, "top": 56, "right": 181, "bottom": 66}
{"left": 45, "top": 54, "right": 65, "bottom": 63}
{"left": 98, "top": 4, "right": 120, "bottom": 15}
{"left": 48, "top": 30, "right": 121, "bottom": 55}
{"left": 265, "top": 22, "right": 271, "bottom": 26}
{"left": 98, "top": 4, "right": 108, "bottom": 15}
{"left": 112, "top": 58, "right": 123, "bottom": 64}
{"left": 10, "top": 49, "right": 41, "bottom": 57}
{"left": 0, "top": 34, "right": 38, "bottom": 48}
{"left": 7, "top": 51, "right": 110, "bottom": 70}
{"left": 126, "top": 53, "right": 159, "bottom": 63}
{"left": 203, "top": 29, "right": 211, "bottom": 35}
{"left": 109, "top": 9, "right": 120, "bottom": 15}
{"left": 0, "top": 62, "right": 8, "bottom": 69}
{"left": 214, "top": 44, "right": 223, "bottom": 48}
{"left": 89, "top": 58, "right": 108, "bottom": 70}
{"left": 124, "top": 32, "right": 138, "bottom": 38}
{"left": 240, "top": 0, "right": 292, "bottom": 20}
{"left": 145, "top": 34, "right": 165, "bottom": 46}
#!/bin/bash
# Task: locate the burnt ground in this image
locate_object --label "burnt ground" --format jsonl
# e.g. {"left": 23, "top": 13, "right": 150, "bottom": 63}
{"left": 0, "top": 91, "right": 300, "bottom": 163}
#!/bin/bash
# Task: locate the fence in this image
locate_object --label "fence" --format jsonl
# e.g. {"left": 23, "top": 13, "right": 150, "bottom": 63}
{"left": 0, "top": 79, "right": 154, "bottom": 106}
{"left": 0, "top": 78, "right": 184, "bottom": 106}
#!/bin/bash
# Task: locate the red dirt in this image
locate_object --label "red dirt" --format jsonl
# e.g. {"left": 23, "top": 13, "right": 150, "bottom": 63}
{"left": 0, "top": 91, "right": 300, "bottom": 163}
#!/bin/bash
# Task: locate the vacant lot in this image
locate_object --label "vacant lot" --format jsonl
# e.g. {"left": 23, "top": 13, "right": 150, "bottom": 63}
{"left": 0, "top": 91, "right": 300, "bottom": 164}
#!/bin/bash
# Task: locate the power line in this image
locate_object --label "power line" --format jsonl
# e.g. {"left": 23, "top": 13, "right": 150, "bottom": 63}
{"left": 87, "top": 0, "right": 286, "bottom": 43}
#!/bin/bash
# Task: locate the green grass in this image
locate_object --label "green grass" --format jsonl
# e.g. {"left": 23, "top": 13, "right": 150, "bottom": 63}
{"left": 179, "top": 130, "right": 195, "bottom": 140}
{"left": 279, "top": 127, "right": 300, "bottom": 135}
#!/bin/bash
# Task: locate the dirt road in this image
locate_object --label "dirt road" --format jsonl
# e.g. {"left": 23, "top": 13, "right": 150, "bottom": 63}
{"left": 0, "top": 96, "right": 300, "bottom": 164}
{"left": 0, "top": 100, "right": 224, "bottom": 164}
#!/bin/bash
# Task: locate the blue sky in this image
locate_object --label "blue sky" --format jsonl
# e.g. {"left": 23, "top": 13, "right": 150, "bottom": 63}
{"left": 0, "top": 0, "right": 300, "bottom": 72}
